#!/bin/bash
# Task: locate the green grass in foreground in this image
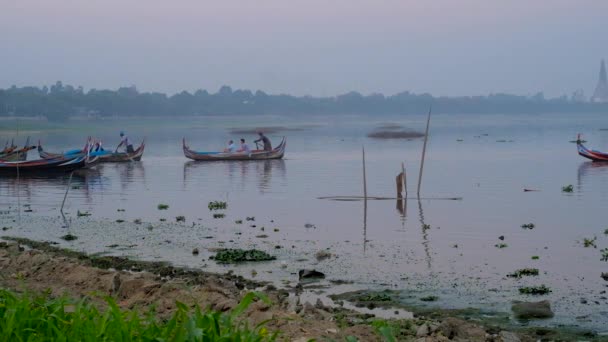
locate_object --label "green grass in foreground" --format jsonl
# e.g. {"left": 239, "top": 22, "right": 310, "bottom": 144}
{"left": 0, "top": 289, "right": 277, "bottom": 341}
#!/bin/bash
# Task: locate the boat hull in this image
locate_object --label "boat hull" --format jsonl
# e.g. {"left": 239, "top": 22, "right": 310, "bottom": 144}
{"left": 38, "top": 141, "right": 145, "bottom": 163}
{"left": 577, "top": 142, "right": 608, "bottom": 162}
{"left": 183, "top": 137, "right": 286, "bottom": 161}
{"left": 0, "top": 156, "right": 90, "bottom": 176}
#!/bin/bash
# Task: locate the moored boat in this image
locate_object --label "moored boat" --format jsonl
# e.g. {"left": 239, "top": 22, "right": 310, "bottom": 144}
{"left": 0, "top": 138, "right": 35, "bottom": 162}
{"left": 578, "top": 137, "right": 608, "bottom": 162}
{"left": 183, "top": 137, "right": 286, "bottom": 161}
{"left": 38, "top": 140, "right": 145, "bottom": 162}
{"left": 0, "top": 155, "right": 93, "bottom": 176}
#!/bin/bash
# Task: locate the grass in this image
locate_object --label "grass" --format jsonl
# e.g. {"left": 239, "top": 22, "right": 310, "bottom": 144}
{"left": 601, "top": 248, "right": 608, "bottom": 262}
{"left": 531, "top": 255, "right": 540, "bottom": 260}
{"left": 420, "top": 295, "right": 439, "bottom": 302}
{"left": 213, "top": 213, "right": 225, "bottom": 219}
{"left": 521, "top": 223, "right": 535, "bottom": 229}
{"left": 357, "top": 293, "right": 393, "bottom": 302}
{"left": 519, "top": 285, "right": 552, "bottom": 295}
{"left": 211, "top": 249, "right": 276, "bottom": 263}
{"left": 507, "top": 268, "right": 539, "bottom": 278}
{"left": 0, "top": 289, "right": 277, "bottom": 341}
{"left": 583, "top": 237, "right": 597, "bottom": 248}
{"left": 157, "top": 204, "right": 169, "bottom": 210}
{"left": 495, "top": 243, "right": 508, "bottom": 249}
{"left": 176, "top": 216, "right": 185, "bottom": 222}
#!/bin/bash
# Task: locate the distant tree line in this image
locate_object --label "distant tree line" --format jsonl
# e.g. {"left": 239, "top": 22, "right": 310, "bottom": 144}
{"left": 0, "top": 81, "right": 606, "bottom": 121}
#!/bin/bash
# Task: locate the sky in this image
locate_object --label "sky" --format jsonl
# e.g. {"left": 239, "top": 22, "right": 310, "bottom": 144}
{"left": 1, "top": 0, "right": 607, "bottom": 98}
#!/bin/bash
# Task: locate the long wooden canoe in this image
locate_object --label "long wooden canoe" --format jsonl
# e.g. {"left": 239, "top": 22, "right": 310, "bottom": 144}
{"left": 183, "top": 137, "right": 286, "bottom": 161}
{"left": 578, "top": 139, "right": 608, "bottom": 162}
{"left": 0, "top": 155, "right": 93, "bottom": 175}
{"left": 0, "top": 146, "right": 35, "bottom": 162}
{"left": 38, "top": 140, "right": 145, "bottom": 163}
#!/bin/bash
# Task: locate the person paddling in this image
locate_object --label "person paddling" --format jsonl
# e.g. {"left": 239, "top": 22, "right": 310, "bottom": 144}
{"left": 116, "top": 131, "right": 134, "bottom": 153}
{"left": 254, "top": 132, "right": 272, "bottom": 151}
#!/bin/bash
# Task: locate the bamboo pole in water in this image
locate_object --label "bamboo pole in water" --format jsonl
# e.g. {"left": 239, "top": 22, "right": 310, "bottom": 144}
{"left": 402, "top": 162, "right": 407, "bottom": 198}
{"left": 417, "top": 106, "right": 432, "bottom": 197}
{"left": 61, "top": 172, "right": 74, "bottom": 213}
{"left": 362, "top": 146, "right": 367, "bottom": 199}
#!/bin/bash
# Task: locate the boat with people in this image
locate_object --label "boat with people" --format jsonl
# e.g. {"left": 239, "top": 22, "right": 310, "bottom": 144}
{"left": 38, "top": 139, "right": 145, "bottom": 163}
{"left": 0, "top": 155, "right": 94, "bottom": 176}
{"left": 183, "top": 137, "right": 286, "bottom": 161}
{"left": 577, "top": 135, "right": 608, "bottom": 162}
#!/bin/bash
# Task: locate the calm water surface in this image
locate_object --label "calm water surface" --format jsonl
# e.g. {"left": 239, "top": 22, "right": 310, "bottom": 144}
{"left": 2, "top": 112, "right": 608, "bottom": 330}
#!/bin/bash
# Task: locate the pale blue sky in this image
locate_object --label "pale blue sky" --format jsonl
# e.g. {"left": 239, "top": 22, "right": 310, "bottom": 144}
{"left": 1, "top": 0, "right": 606, "bottom": 97}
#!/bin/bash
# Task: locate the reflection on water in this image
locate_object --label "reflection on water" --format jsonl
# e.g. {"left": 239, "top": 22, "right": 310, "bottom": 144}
{"left": 417, "top": 200, "right": 432, "bottom": 270}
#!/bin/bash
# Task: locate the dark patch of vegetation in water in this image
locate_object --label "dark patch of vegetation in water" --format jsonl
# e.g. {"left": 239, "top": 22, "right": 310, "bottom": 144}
{"left": 601, "top": 248, "right": 608, "bottom": 262}
{"left": 211, "top": 249, "right": 276, "bottom": 263}
{"left": 583, "top": 237, "right": 597, "bottom": 248}
{"left": 367, "top": 130, "right": 425, "bottom": 140}
{"left": 157, "top": 204, "right": 169, "bottom": 210}
{"left": 208, "top": 201, "right": 227, "bottom": 210}
{"left": 134, "top": 218, "right": 142, "bottom": 224}
{"left": 357, "top": 293, "right": 393, "bottom": 302}
{"left": 495, "top": 243, "right": 508, "bottom": 249}
{"left": 175, "top": 216, "right": 185, "bottom": 222}
{"left": 531, "top": 255, "right": 540, "bottom": 260}
{"left": 420, "top": 295, "right": 439, "bottom": 302}
{"left": 60, "top": 234, "right": 78, "bottom": 241}
{"left": 521, "top": 223, "right": 535, "bottom": 229}
{"left": 519, "top": 285, "right": 551, "bottom": 295}
{"left": 115, "top": 219, "right": 124, "bottom": 223}
{"left": 235, "top": 220, "right": 243, "bottom": 224}
{"left": 76, "top": 210, "right": 90, "bottom": 217}
{"left": 507, "top": 268, "right": 539, "bottom": 278}
{"left": 246, "top": 217, "right": 255, "bottom": 221}
{"left": 562, "top": 185, "right": 574, "bottom": 193}
{"left": 213, "top": 213, "right": 225, "bottom": 219}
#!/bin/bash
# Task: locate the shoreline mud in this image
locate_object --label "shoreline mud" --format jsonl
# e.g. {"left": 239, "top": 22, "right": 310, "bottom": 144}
{"left": 1, "top": 237, "right": 605, "bottom": 341}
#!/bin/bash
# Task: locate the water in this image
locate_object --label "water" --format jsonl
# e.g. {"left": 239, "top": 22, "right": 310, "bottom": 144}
{"left": 2, "top": 112, "right": 608, "bottom": 330}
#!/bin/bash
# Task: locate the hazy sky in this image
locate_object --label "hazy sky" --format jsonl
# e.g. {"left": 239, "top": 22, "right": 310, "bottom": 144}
{"left": 1, "top": 0, "right": 607, "bottom": 97}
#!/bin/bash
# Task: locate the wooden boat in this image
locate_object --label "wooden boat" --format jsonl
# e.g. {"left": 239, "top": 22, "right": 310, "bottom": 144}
{"left": 183, "top": 137, "right": 286, "bottom": 161}
{"left": 38, "top": 140, "right": 145, "bottom": 162}
{"left": 578, "top": 138, "right": 608, "bottom": 162}
{"left": 0, "top": 155, "right": 92, "bottom": 176}
{"left": 0, "top": 138, "right": 35, "bottom": 162}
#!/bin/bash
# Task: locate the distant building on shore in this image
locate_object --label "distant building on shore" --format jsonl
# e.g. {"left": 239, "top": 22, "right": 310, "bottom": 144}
{"left": 591, "top": 59, "right": 608, "bottom": 103}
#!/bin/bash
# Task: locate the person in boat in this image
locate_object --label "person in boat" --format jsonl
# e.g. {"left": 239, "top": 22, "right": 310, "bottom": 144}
{"left": 254, "top": 132, "right": 272, "bottom": 151}
{"left": 94, "top": 140, "right": 105, "bottom": 152}
{"left": 224, "top": 140, "right": 236, "bottom": 153}
{"left": 236, "top": 138, "right": 251, "bottom": 154}
{"left": 115, "top": 131, "right": 134, "bottom": 153}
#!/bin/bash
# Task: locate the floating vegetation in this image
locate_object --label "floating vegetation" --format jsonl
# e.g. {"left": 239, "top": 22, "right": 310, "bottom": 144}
{"left": 213, "top": 213, "right": 225, "bottom": 219}
{"left": 157, "top": 204, "right": 169, "bottom": 210}
{"left": 211, "top": 249, "right": 276, "bottom": 263}
{"left": 420, "top": 295, "right": 439, "bottom": 302}
{"left": 115, "top": 219, "right": 124, "bottom": 223}
{"left": 521, "top": 223, "right": 535, "bottom": 230}
{"left": 602, "top": 273, "right": 608, "bottom": 281}
{"left": 604, "top": 228, "right": 608, "bottom": 235}
{"left": 235, "top": 220, "right": 243, "bottom": 224}
{"left": 519, "top": 285, "right": 551, "bottom": 295}
{"left": 76, "top": 210, "right": 91, "bottom": 217}
{"left": 583, "top": 237, "right": 597, "bottom": 248}
{"left": 60, "top": 234, "right": 78, "bottom": 241}
{"left": 507, "top": 268, "right": 539, "bottom": 278}
{"left": 357, "top": 293, "right": 392, "bottom": 302}
{"left": 208, "top": 201, "right": 227, "bottom": 210}
{"left": 176, "top": 216, "right": 185, "bottom": 222}
{"left": 422, "top": 224, "right": 431, "bottom": 230}
{"left": 134, "top": 219, "right": 142, "bottom": 224}
{"left": 159, "top": 218, "right": 166, "bottom": 222}
{"left": 531, "top": 256, "right": 540, "bottom": 260}
{"left": 273, "top": 228, "right": 280, "bottom": 232}
{"left": 562, "top": 185, "right": 574, "bottom": 193}
{"left": 117, "top": 209, "right": 125, "bottom": 212}
{"left": 1, "top": 226, "right": 10, "bottom": 231}
{"left": 495, "top": 243, "right": 508, "bottom": 249}
{"left": 601, "top": 248, "right": 608, "bottom": 262}
{"left": 246, "top": 217, "right": 255, "bottom": 221}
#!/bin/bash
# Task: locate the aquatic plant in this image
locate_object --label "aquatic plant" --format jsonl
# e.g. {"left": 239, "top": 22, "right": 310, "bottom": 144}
{"left": 208, "top": 201, "right": 228, "bottom": 210}
{"left": 562, "top": 185, "right": 574, "bottom": 193}
{"left": 601, "top": 248, "right": 608, "bottom": 262}
{"left": 531, "top": 256, "right": 540, "bottom": 260}
{"left": 422, "top": 224, "right": 431, "bottom": 230}
{"left": 495, "top": 243, "right": 508, "bottom": 249}
{"left": 159, "top": 218, "right": 166, "bottom": 222}
{"left": 176, "top": 216, "right": 185, "bottom": 222}
{"left": 507, "top": 268, "right": 539, "bottom": 278}
{"left": 157, "top": 204, "right": 169, "bottom": 210}
{"left": 519, "top": 285, "right": 551, "bottom": 295}
{"left": 211, "top": 249, "right": 276, "bottom": 263}
{"left": 0, "top": 289, "right": 277, "bottom": 341}
{"left": 420, "top": 295, "right": 439, "bottom": 302}
{"left": 604, "top": 228, "right": 608, "bottom": 235}
{"left": 60, "top": 234, "right": 78, "bottom": 241}
{"left": 521, "top": 223, "right": 535, "bottom": 229}
{"left": 246, "top": 217, "right": 255, "bottom": 221}
{"left": 76, "top": 210, "right": 91, "bottom": 217}
{"left": 583, "top": 237, "right": 597, "bottom": 248}
{"left": 235, "top": 220, "right": 243, "bottom": 224}
{"left": 117, "top": 209, "right": 125, "bottom": 212}
{"left": 213, "top": 213, "right": 225, "bottom": 219}
{"left": 357, "top": 293, "right": 393, "bottom": 302}
{"left": 134, "top": 218, "right": 142, "bottom": 224}
{"left": 115, "top": 219, "right": 125, "bottom": 223}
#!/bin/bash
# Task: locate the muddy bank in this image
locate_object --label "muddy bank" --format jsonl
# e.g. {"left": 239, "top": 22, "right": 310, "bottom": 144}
{"left": 2, "top": 238, "right": 604, "bottom": 341}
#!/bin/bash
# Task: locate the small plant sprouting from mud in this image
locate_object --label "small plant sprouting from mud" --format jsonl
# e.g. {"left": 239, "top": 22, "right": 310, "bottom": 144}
{"left": 77, "top": 210, "right": 91, "bottom": 217}
{"left": 357, "top": 293, "right": 393, "bottom": 302}
{"left": 246, "top": 217, "right": 255, "bottom": 221}
{"left": 601, "top": 248, "right": 608, "bottom": 262}
{"left": 604, "top": 228, "right": 608, "bottom": 235}
{"left": 562, "top": 185, "right": 574, "bottom": 193}
{"left": 495, "top": 243, "right": 508, "bottom": 249}
{"left": 210, "top": 248, "right": 276, "bottom": 263}
{"left": 159, "top": 218, "right": 166, "bottom": 222}
{"left": 134, "top": 218, "right": 142, "bottom": 224}
{"left": 507, "top": 268, "right": 539, "bottom": 278}
{"left": 235, "top": 220, "right": 243, "bottom": 224}
{"left": 175, "top": 216, "right": 185, "bottom": 222}
{"left": 583, "top": 237, "right": 597, "bottom": 248}
{"left": 521, "top": 223, "right": 535, "bottom": 230}
{"left": 531, "top": 255, "right": 540, "bottom": 260}
{"left": 420, "top": 295, "right": 439, "bottom": 302}
{"left": 519, "top": 285, "right": 551, "bottom": 295}
{"left": 117, "top": 209, "right": 125, "bottom": 212}
{"left": 213, "top": 213, "right": 225, "bottom": 219}
{"left": 601, "top": 273, "right": 608, "bottom": 281}
{"left": 422, "top": 224, "right": 431, "bottom": 230}
{"left": 157, "top": 204, "right": 169, "bottom": 210}
{"left": 60, "top": 234, "right": 78, "bottom": 241}
{"left": 208, "top": 201, "right": 227, "bottom": 210}
{"left": 115, "top": 219, "right": 125, "bottom": 223}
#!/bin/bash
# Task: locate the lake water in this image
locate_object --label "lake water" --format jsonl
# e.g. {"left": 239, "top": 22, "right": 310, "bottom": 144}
{"left": 2, "top": 112, "right": 608, "bottom": 331}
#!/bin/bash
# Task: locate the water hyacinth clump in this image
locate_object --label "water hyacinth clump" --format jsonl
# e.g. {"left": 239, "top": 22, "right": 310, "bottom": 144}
{"left": 519, "top": 285, "right": 552, "bottom": 295}
{"left": 0, "top": 289, "right": 277, "bottom": 341}
{"left": 208, "top": 201, "right": 228, "bottom": 210}
{"left": 521, "top": 223, "right": 535, "bottom": 230}
{"left": 562, "top": 185, "right": 574, "bottom": 193}
{"left": 157, "top": 204, "right": 169, "bottom": 210}
{"left": 211, "top": 248, "right": 276, "bottom": 263}
{"left": 507, "top": 268, "right": 539, "bottom": 278}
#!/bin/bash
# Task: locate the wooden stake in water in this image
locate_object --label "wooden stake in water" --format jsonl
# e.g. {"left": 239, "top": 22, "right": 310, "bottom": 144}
{"left": 417, "top": 106, "right": 432, "bottom": 197}
{"left": 402, "top": 162, "right": 407, "bottom": 198}
{"left": 61, "top": 172, "right": 74, "bottom": 213}
{"left": 362, "top": 146, "right": 367, "bottom": 199}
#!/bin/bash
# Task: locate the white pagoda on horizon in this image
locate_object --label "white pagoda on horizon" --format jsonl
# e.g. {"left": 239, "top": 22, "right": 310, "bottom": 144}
{"left": 591, "top": 59, "right": 608, "bottom": 103}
